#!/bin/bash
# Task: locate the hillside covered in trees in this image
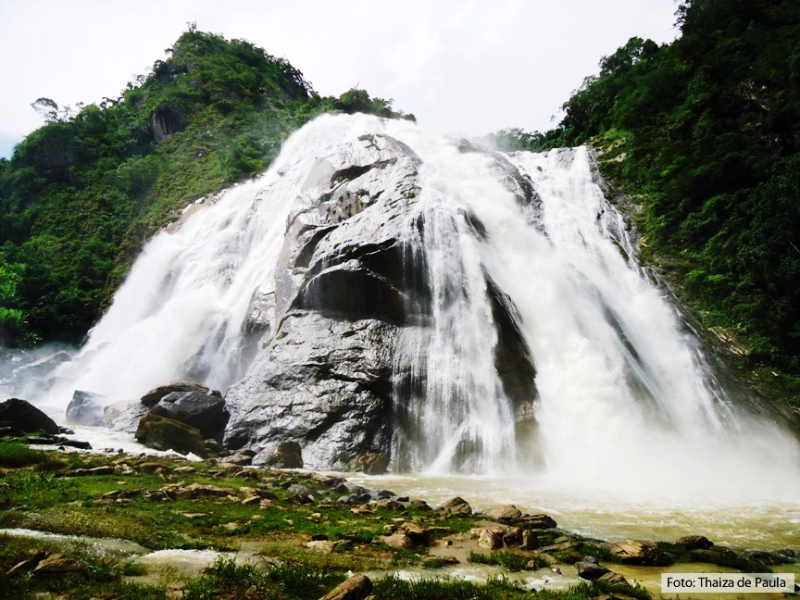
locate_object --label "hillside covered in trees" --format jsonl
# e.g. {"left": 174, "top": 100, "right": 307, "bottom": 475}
{"left": 498, "top": 0, "right": 800, "bottom": 399}
{"left": 0, "top": 28, "right": 411, "bottom": 346}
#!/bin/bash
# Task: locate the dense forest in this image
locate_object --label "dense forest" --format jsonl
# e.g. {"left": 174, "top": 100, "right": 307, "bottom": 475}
{"left": 497, "top": 0, "right": 800, "bottom": 401}
{"left": 0, "top": 28, "right": 411, "bottom": 346}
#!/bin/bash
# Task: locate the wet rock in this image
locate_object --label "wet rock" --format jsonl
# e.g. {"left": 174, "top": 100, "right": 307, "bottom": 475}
{"left": 598, "top": 572, "right": 628, "bottom": 586}
{"left": 438, "top": 497, "right": 472, "bottom": 517}
{"left": 397, "top": 521, "right": 429, "bottom": 544}
{"left": 477, "top": 527, "right": 506, "bottom": 550}
{"left": 65, "top": 390, "right": 105, "bottom": 426}
{"left": 0, "top": 398, "right": 59, "bottom": 435}
{"left": 690, "top": 546, "right": 740, "bottom": 567}
{"left": 253, "top": 441, "right": 304, "bottom": 468}
{"left": 423, "top": 555, "right": 460, "bottom": 567}
{"left": 65, "top": 466, "right": 114, "bottom": 476}
{"left": 32, "top": 554, "right": 85, "bottom": 574}
{"left": 382, "top": 533, "right": 414, "bottom": 548}
{"left": 741, "top": 550, "right": 784, "bottom": 566}
{"left": 26, "top": 436, "right": 92, "bottom": 450}
{"left": 222, "top": 452, "right": 253, "bottom": 466}
{"left": 134, "top": 413, "right": 207, "bottom": 456}
{"left": 610, "top": 540, "right": 672, "bottom": 566}
{"left": 520, "top": 530, "right": 540, "bottom": 550}
{"left": 503, "top": 527, "right": 522, "bottom": 546}
{"left": 374, "top": 498, "right": 404, "bottom": 510}
{"left": 179, "top": 483, "right": 236, "bottom": 499}
{"left": 5, "top": 551, "right": 48, "bottom": 577}
{"left": 354, "top": 452, "right": 390, "bottom": 474}
{"left": 482, "top": 504, "right": 523, "bottom": 522}
{"left": 676, "top": 535, "right": 713, "bottom": 550}
{"left": 149, "top": 387, "right": 227, "bottom": 440}
{"left": 103, "top": 400, "right": 148, "bottom": 432}
{"left": 140, "top": 380, "right": 208, "bottom": 407}
{"left": 320, "top": 573, "right": 373, "bottom": 600}
{"left": 305, "top": 540, "right": 336, "bottom": 553}
{"left": 222, "top": 134, "right": 424, "bottom": 469}
{"left": 519, "top": 513, "right": 557, "bottom": 529}
{"left": 409, "top": 499, "right": 431, "bottom": 511}
{"left": 576, "top": 561, "right": 610, "bottom": 580}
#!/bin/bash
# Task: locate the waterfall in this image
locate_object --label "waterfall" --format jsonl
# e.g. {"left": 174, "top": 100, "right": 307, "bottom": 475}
{"left": 36, "top": 113, "right": 800, "bottom": 497}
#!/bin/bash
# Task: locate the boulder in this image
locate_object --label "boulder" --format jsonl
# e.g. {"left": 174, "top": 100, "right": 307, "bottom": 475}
{"left": 610, "top": 540, "right": 672, "bottom": 566}
{"left": 252, "top": 441, "right": 304, "bottom": 468}
{"left": 140, "top": 381, "right": 210, "bottom": 408}
{"left": 396, "top": 521, "right": 429, "bottom": 544}
{"left": 320, "top": 573, "right": 373, "bottom": 600}
{"left": 66, "top": 390, "right": 105, "bottom": 426}
{"left": 438, "top": 497, "right": 472, "bottom": 517}
{"left": 148, "top": 387, "right": 227, "bottom": 440}
{"left": 519, "top": 514, "right": 557, "bottom": 529}
{"left": 676, "top": 535, "right": 713, "bottom": 550}
{"left": 354, "top": 452, "right": 390, "bottom": 475}
{"left": 103, "top": 400, "right": 148, "bottom": 432}
{"left": 134, "top": 413, "right": 206, "bottom": 456}
{"left": 482, "top": 504, "right": 523, "bottom": 522}
{"left": 0, "top": 398, "right": 59, "bottom": 435}
{"left": 576, "top": 561, "right": 610, "bottom": 580}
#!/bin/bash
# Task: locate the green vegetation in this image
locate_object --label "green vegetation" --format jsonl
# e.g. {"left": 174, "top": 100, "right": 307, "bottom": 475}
{"left": 467, "top": 550, "right": 545, "bottom": 571}
{"left": 0, "top": 28, "right": 412, "bottom": 347}
{"left": 497, "top": 0, "right": 800, "bottom": 403}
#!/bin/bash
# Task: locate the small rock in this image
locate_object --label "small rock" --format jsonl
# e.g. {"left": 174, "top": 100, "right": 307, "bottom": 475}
{"left": 32, "top": 554, "right": 85, "bottom": 574}
{"left": 397, "top": 522, "right": 428, "bottom": 544}
{"left": 305, "top": 540, "right": 336, "bottom": 553}
{"left": 503, "top": 527, "right": 522, "bottom": 546}
{"left": 598, "top": 571, "right": 628, "bottom": 585}
{"left": 320, "top": 573, "right": 373, "bottom": 600}
{"left": 382, "top": 533, "right": 414, "bottom": 548}
{"left": 520, "top": 529, "right": 540, "bottom": 550}
{"left": 576, "top": 561, "right": 610, "bottom": 580}
{"left": 423, "top": 555, "right": 460, "bottom": 567}
{"left": 374, "top": 498, "right": 403, "bottom": 510}
{"left": 438, "top": 497, "right": 472, "bottom": 517}
{"left": 477, "top": 527, "right": 505, "bottom": 550}
{"left": 409, "top": 499, "right": 431, "bottom": 511}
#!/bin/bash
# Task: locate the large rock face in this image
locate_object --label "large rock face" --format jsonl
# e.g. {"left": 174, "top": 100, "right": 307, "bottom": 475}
{"left": 222, "top": 127, "right": 538, "bottom": 470}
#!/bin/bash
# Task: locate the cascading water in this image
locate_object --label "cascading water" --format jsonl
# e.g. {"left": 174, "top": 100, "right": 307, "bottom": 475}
{"left": 33, "top": 113, "right": 800, "bottom": 500}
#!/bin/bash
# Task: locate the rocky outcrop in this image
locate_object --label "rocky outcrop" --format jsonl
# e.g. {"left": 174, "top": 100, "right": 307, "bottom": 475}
{"left": 222, "top": 129, "right": 539, "bottom": 471}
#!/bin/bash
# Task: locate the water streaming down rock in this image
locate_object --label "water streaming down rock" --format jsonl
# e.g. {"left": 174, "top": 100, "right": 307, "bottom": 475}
{"left": 40, "top": 114, "right": 800, "bottom": 495}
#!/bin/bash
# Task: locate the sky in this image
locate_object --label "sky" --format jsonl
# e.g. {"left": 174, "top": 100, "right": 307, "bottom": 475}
{"left": 0, "top": 0, "right": 681, "bottom": 159}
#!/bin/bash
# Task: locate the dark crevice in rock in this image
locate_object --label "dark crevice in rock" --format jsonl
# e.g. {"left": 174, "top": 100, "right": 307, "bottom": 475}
{"left": 485, "top": 274, "right": 537, "bottom": 409}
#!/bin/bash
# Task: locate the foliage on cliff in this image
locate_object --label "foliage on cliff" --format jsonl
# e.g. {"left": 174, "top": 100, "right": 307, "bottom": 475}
{"left": 0, "top": 29, "right": 412, "bottom": 346}
{"left": 499, "top": 0, "right": 800, "bottom": 384}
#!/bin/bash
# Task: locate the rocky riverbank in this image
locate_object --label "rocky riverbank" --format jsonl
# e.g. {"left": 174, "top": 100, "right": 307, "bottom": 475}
{"left": 1, "top": 432, "right": 798, "bottom": 600}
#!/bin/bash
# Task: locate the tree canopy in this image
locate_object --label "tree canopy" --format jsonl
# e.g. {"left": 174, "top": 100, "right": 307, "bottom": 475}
{"left": 0, "top": 29, "right": 411, "bottom": 346}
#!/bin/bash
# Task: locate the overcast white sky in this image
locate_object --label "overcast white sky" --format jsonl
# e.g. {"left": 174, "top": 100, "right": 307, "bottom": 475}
{"left": 0, "top": 0, "right": 681, "bottom": 159}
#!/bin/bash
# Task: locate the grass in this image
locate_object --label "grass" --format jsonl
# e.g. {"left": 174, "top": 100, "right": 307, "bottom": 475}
{"left": 0, "top": 441, "right": 62, "bottom": 468}
{"left": 467, "top": 550, "right": 545, "bottom": 571}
